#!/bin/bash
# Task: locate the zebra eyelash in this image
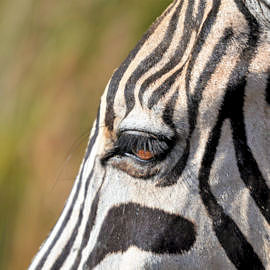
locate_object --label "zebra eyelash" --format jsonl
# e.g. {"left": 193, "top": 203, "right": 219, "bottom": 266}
{"left": 101, "top": 132, "right": 173, "bottom": 164}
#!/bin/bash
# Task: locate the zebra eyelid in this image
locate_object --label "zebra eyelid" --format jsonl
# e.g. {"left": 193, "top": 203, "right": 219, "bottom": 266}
{"left": 100, "top": 131, "right": 175, "bottom": 166}
{"left": 116, "top": 128, "right": 174, "bottom": 142}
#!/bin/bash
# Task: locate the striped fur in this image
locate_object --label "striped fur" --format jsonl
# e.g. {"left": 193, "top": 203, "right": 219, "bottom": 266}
{"left": 29, "top": 0, "right": 270, "bottom": 269}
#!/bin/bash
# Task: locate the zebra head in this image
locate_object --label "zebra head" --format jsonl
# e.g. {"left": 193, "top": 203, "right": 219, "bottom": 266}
{"left": 29, "top": 0, "right": 270, "bottom": 269}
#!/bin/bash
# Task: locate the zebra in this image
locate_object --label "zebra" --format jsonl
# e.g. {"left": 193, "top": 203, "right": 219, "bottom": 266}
{"left": 29, "top": 0, "right": 270, "bottom": 269}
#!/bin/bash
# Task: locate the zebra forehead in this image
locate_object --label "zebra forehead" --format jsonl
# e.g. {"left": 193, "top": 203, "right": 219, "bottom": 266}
{"left": 108, "top": 0, "right": 262, "bottom": 129}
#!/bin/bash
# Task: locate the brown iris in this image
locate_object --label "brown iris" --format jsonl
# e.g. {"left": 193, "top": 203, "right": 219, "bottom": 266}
{"left": 135, "top": 149, "right": 154, "bottom": 161}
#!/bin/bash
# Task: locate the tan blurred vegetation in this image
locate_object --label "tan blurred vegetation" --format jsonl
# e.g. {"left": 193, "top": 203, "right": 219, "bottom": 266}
{"left": 0, "top": 0, "right": 172, "bottom": 269}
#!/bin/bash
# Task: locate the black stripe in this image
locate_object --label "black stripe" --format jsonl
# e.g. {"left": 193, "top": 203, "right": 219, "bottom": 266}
{"left": 199, "top": 117, "right": 264, "bottom": 270}
{"left": 50, "top": 204, "right": 84, "bottom": 270}
{"left": 85, "top": 106, "right": 101, "bottom": 160}
{"left": 104, "top": 1, "right": 177, "bottom": 131}
{"left": 162, "top": 88, "right": 179, "bottom": 130}
{"left": 158, "top": 88, "right": 179, "bottom": 186}
{"left": 199, "top": 71, "right": 265, "bottom": 269}
{"left": 161, "top": 24, "right": 232, "bottom": 187}
{"left": 157, "top": 89, "right": 185, "bottom": 187}
{"left": 233, "top": 0, "right": 260, "bottom": 49}
{"left": 138, "top": 0, "right": 206, "bottom": 105}
{"left": 185, "top": 0, "right": 221, "bottom": 133}
{"left": 147, "top": 63, "right": 185, "bottom": 109}
{"left": 70, "top": 173, "right": 105, "bottom": 270}
{"left": 35, "top": 107, "right": 101, "bottom": 269}
{"left": 84, "top": 203, "right": 196, "bottom": 269}
{"left": 50, "top": 169, "right": 96, "bottom": 270}
{"left": 231, "top": 0, "right": 270, "bottom": 223}
{"left": 161, "top": 0, "right": 222, "bottom": 187}
{"left": 151, "top": 1, "right": 223, "bottom": 186}
{"left": 123, "top": 0, "right": 184, "bottom": 117}
{"left": 199, "top": 2, "right": 266, "bottom": 268}
{"left": 266, "top": 73, "right": 270, "bottom": 105}
{"left": 51, "top": 116, "right": 109, "bottom": 268}
{"left": 230, "top": 78, "right": 270, "bottom": 225}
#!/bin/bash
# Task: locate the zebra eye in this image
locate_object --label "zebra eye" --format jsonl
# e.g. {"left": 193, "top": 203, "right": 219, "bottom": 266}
{"left": 134, "top": 149, "right": 154, "bottom": 161}
{"left": 101, "top": 131, "right": 173, "bottom": 165}
{"left": 118, "top": 132, "right": 171, "bottom": 162}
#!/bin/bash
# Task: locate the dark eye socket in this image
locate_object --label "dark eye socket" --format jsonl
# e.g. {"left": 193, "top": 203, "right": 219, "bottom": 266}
{"left": 101, "top": 131, "right": 173, "bottom": 164}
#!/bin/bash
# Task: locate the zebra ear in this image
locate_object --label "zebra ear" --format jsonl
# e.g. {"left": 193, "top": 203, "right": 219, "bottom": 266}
{"left": 245, "top": 0, "right": 270, "bottom": 28}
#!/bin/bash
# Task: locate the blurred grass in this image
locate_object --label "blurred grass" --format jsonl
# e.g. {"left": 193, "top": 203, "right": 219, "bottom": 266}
{"left": 0, "top": 0, "right": 172, "bottom": 269}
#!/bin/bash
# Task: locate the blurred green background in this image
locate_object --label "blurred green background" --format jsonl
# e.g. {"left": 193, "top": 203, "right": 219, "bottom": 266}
{"left": 0, "top": 0, "right": 172, "bottom": 269}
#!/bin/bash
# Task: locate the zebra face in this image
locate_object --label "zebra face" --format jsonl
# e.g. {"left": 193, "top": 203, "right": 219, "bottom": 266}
{"left": 29, "top": 0, "right": 270, "bottom": 269}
